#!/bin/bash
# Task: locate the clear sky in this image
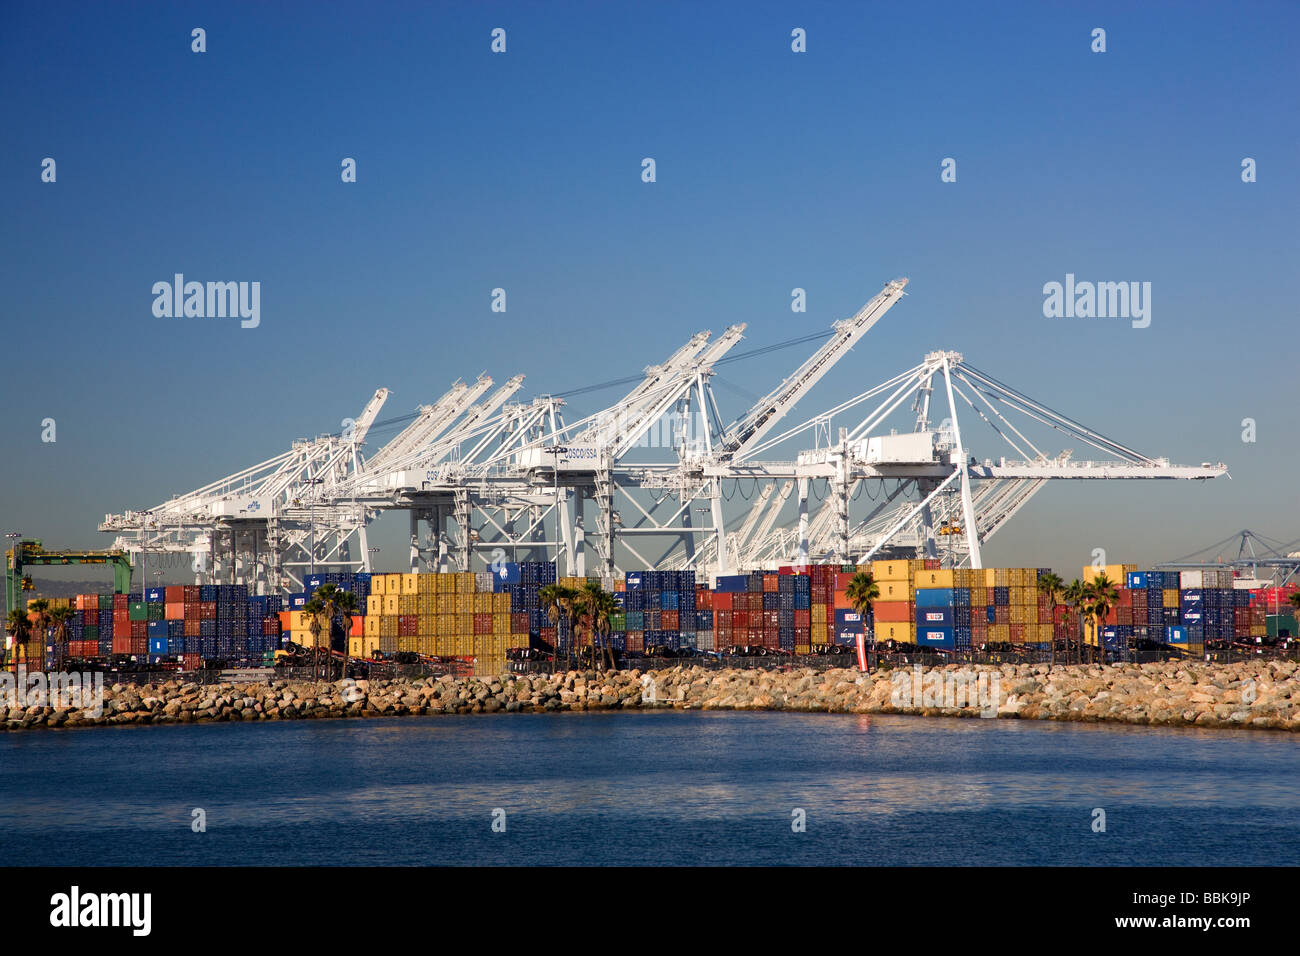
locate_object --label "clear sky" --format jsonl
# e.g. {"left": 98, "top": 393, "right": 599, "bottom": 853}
{"left": 2, "top": 1, "right": 1296, "bottom": 585}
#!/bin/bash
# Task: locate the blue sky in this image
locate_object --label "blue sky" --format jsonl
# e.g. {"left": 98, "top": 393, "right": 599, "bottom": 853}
{"left": 2, "top": 1, "right": 1297, "bottom": 584}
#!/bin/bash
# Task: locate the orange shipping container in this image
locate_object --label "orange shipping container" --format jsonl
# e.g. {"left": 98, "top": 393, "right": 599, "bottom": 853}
{"left": 873, "top": 601, "right": 912, "bottom": 623}
{"left": 349, "top": 615, "right": 364, "bottom": 637}
{"left": 165, "top": 602, "right": 186, "bottom": 620}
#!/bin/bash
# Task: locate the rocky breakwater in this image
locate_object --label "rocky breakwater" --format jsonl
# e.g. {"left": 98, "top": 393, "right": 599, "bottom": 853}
{"left": 2, "top": 659, "right": 1299, "bottom": 732}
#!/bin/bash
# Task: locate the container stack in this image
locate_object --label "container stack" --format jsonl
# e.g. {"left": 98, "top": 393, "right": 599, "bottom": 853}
{"left": 870, "top": 559, "right": 926, "bottom": 644}
{"left": 358, "top": 564, "right": 554, "bottom": 675}
{"left": 622, "top": 570, "right": 697, "bottom": 652}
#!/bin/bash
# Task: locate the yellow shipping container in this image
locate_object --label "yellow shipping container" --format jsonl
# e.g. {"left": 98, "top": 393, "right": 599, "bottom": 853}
{"left": 348, "top": 636, "right": 381, "bottom": 658}
{"left": 366, "top": 594, "right": 382, "bottom": 616}
{"left": 877, "top": 622, "right": 915, "bottom": 643}
{"left": 913, "top": 569, "right": 954, "bottom": 589}
{"left": 370, "top": 574, "right": 386, "bottom": 596}
{"left": 1163, "top": 589, "right": 1179, "bottom": 608}
{"left": 457, "top": 573, "right": 475, "bottom": 594}
{"left": 492, "top": 593, "right": 510, "bottom": 613}
{"left": 1082, "top": 564, "right": 1126, "bottom": 585}
{"left": 292, "top": 629, "right": 318, "bottom": 647}
{"left": 871, "top": 560, "right": 913, "bottom": 582}
{"left": 877, "top": 580, "right": 912, "bottom": 602}
{"left": 379, "top": 616, "right": 398, "bottom": 637}
{"left": 990, "top": 624, "right": 1010, "bottom": 642}
{"left": 364, "top": 616, "right": 379, "bottom": 638}
{"left": 417, "top": 573, "right": 436, "bottom": 594}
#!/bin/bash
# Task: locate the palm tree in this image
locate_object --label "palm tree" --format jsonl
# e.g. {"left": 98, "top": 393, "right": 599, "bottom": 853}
{"left": 24, "top": 599, "right": 51, "bottom": 673}
{"left": 48, "top": 605, "right": 75, "bottom": 672}
{"left": 5, "top": 608, "right": 32, "bottom": 674}
{"left": 1037, "top": 571, "right": 1065, "bottom": 665}
{"left": 331, "top": 587, "right": 360, "bottom": 679}
{"left": 303, "top": 584, "right": 356, "bottom": 679}
{"left": 538, "top": 583, "right": 579, "bottom": 672}
{"left": 844, "top": 570, "right": 880, "bottom": 670}
{"left": 1085, "top": 573, "right": 1119, "bottom": 665}
{"left": 579, "top": 580, "right": 621, "bottom": 671}
{"left": 1062, "top": 580, "right": 1087, "bottom": 665}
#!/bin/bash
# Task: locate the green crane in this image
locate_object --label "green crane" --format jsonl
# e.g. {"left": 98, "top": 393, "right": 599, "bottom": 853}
{"left": 5, "top": 539, "right": 133, "bottom": 614}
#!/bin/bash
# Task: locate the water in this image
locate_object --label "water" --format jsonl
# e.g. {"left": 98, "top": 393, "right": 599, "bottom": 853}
{"left": 2, "top": 712, "right": 1297, "bottom": 866}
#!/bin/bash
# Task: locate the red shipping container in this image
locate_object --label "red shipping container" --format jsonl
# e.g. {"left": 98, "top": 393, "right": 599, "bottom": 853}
{"left": 200, "top": 602, "right": 217, "bottom": 620}
{"left": 1010, "top": 623, "right": 1027, "bottom": 643}
{"left": 184, "top": 619, "right": 201, "bottom": 638}
{"left": 540, "top": 627, "right": 556, "bottom": 645}
{"left": 995, "top": 605, "right": 1010, "bottom": 625}
{"left": 474, "top": 613, "right": 492, "bottom": 635}
{"left": 764, "top": 610, "right": 779, "bottom": 628}
{"left": 183, "top": 585, "right": 200, "bottom": 602}
{"left": 715, "top": 610, "right": 731, "bottom": 627}
{"left": 511, "top": 613, "right": 529, "bottom": 633}
{"left": 923, "top": 558, "right": 940, "bottom": 570}
{"left": 182, "top": 653, "right": 201, "bottom": 671}
{"left": 113, "top": 609, "right": 130, "bottom": 630}
{"left": 625, "top": 633, "right": 644, "bottom": 653}
{"left": 762, "top": 575, "right": 779, "bottom": 593}
{"left": 1118, "top": 589, "right": 1133, "bottom": 607}
{"left": 695, "top": 590, "right": 712, "bottom": 610}
{"left": 111, "top": 635, "right": 133, "bottom": 655}
{"left": 165, "top": 585, "right": 185, "bottom": 603}
{"left": 1117, "top": 607, "right": 1132, "bottom": 626}
{"left": 264, "top": 616, "right": 280, "bottom": 636}
{"left": 833, "top": 590, "right": 852, "bottom": 609}
{"left": 398, "top": 615, "right": 418, "bottom": 636}
{"left": 349, "top": 615, "right": 364, "bottom": 637}
{"left": 130, "top": 620, "right": 147, "bottom": 638}
{"left": 732, "top": 610, "right": 748, "bottom": 628}
{"left": 113, "top": 593, "right": 129, "bottom": 610}
{"left": 712, "top": 592, "right": 733, "bottom": 611}
{"left": 184, "top": 603, "right": 200, "bottom": 621}
{"left": 794, "top": 609, "right": 810, "bottom": 627}
{"left": 662, "top": 610, "right": 679, "bottom": 630}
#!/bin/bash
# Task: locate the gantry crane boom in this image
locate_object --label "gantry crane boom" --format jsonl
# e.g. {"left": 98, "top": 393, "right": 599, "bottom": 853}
{"left": 720, "top": 278, "right": 908, "bottom": 461}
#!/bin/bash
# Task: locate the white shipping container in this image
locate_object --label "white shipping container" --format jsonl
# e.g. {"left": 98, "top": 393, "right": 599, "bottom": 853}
{"left": 1180, "top": 570, "right": 1203, "bottom": 589}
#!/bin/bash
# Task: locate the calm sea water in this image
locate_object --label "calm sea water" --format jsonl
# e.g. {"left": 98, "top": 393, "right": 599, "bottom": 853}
{"left": 2, "top": 712, "right": 1297, "bottom": 866}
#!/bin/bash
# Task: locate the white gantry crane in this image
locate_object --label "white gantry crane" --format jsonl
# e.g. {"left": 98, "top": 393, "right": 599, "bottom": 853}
{"left": 97, "top": 277, "right": 1230, "bottom": 589}
{"left": 720, "top": 350, "right": 1227, "bottom": 569}
{"left": 99, "top": 387, "right": 391, "bottom": 593}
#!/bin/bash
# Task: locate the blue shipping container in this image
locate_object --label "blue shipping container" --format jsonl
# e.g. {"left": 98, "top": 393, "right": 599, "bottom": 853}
{"left": 915, "top": 587, "right": 954, "bottom": 608}
{"left": 916, "top": 607, "right": 954, "bottom": 627}
{"left": 916, "top": 626, "right": 954, "bottom": 648}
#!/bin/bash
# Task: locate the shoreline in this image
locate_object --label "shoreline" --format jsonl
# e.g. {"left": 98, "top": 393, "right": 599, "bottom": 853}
{"left": 3, "top": 659, "right": 1298, "bottom": 733}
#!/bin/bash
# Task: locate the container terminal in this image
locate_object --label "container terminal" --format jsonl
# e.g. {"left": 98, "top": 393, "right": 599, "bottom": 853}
{"left": 8, "top": 278, "right": 1292, "bottom": 679}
